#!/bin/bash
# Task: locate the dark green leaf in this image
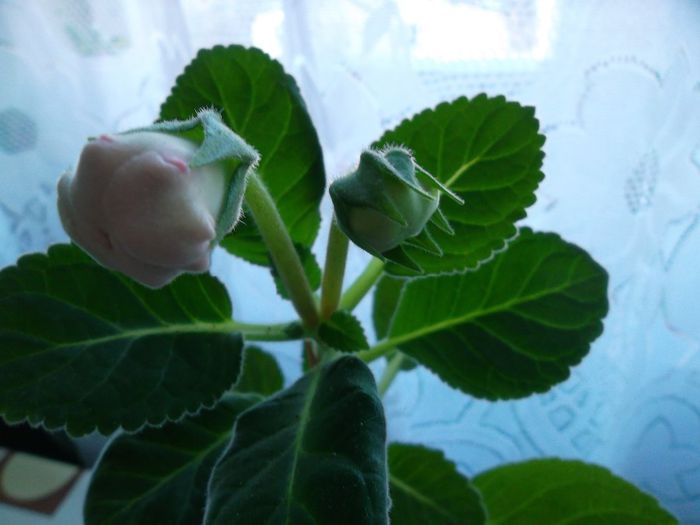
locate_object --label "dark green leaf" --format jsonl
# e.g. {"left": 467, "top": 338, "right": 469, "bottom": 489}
{"left": 374, "top": 95, "right": 545, "bottom": 275}
{"left": 160, "top": 45, "right": 326, "bottom": 266}
{"left": 0, "top": 244, "right": 243, "bottom": 436}
{"left": 474, "top": 459, "right": 677, "bottom": 524}
{"left": 388, "top": 443, "right": 486, "bottom": 525}
{"left": 318, "top": 310, "right": 369, "bottom": 352}
{"left": 372, "top": 275, "right": 407, "bottom": 340}
{"left": 84, "top": 393, "right": 260, "bottom": 525}
{"left": 205, "top": 356, "right": 388, "bottom": 525}
{"left": 382, "top": 229, "right": 608, "bottom": 399}
{"left": 236, "top": 346, "right": 284, "bottom": 396}
{"left": 272, "top": 244, "right": 321, "bottom": 300}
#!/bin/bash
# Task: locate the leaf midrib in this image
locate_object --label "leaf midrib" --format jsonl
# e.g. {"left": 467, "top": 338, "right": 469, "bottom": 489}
{"left": 282, "top": 367, "right": 322, "bottom": 525}
{"left": 387, "top": 272, "right": 598, "bottom": 350}
{"left": 0, "top": 320, "right": 238, "bottom": 369}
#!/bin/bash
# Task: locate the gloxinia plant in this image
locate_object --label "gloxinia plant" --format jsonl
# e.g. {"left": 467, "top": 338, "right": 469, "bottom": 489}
{"left": 0, "top": 45, "right": 677, "bottom": 524}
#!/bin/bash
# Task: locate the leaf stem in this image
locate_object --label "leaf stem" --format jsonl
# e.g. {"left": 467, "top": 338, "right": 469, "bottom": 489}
{"left": 377, "top": 351, "right": 405, "bottom": 397}
{"left": 231, "top": 320, "right": 303, "bottom": 342}
{"left": 244, "top": 171, "right": 320, "bottom": 329}
{"left": 338, "top": 257, "right": 385, "bottom": 311}
{"left": 357, "top": 337, "right": 395, "bottom": 363}
{"left": 320, "top": 217, "right": 349, "bottom": 320}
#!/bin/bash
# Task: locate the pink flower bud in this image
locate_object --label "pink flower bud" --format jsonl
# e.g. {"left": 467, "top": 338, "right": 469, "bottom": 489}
{"left": 57, "top": 131, "right": 227, "bottom": 288}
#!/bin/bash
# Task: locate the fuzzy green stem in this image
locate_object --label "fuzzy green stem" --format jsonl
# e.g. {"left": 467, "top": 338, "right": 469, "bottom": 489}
{"left": 244, "top": 172, "right": 320, "bottom": 329}
{"left": 232, "top": 320, "right": 303, "bottom": 341}
{"left": 338, "top": 257, "right": 385, "bottom": 311}
{"left": 377, "top": 351, "right": 405, "bottom": 396}
{"left": 357, "top": 337, "right": 396, "bottom": 363}
{"left": 320, "top": 218, "right": 350, "bottom": 320}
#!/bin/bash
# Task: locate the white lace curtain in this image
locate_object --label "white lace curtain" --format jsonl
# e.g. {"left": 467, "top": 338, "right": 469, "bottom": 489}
{"left": 2, "top": 1, "right": 699, "bottom": 522}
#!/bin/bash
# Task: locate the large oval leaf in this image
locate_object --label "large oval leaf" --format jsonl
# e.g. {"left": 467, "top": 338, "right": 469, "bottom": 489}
{"left": 204, "top": 356, "right": 388, "bottom": 525}
{"left": 474, "top": 459, "right": 677, "bottom": 524}
{"left": 374, "top": 95, "right": 544, "bottom": 274}
{"left": 84, "top": 393, "right": 260, "bottom": 525}
{"left": 378, "top": 229, "right": 608, "bottom": 399}
{"left": 160, "top": 45, "right": 326, "bottom": 266}
{"left": 0, "top": 244, "right": 243, "bottom": 435}
{"left": 389, "top": 443, "right": 486, "bottom": 525}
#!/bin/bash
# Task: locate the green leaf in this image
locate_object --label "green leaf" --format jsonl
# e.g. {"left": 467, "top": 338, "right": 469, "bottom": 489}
{"left": 160, "top": 45, "right": 326, "bottom": 266}
{"left": 272, "top": 244, "right": 321, "bottom": 300}
{"left": 0, "top": 244, "right": 243, "bottom": 436}
{"left": 388, "top": 443, "right": 486, "bottom": 525}
{"left": 205, "top": 356, "right": 388, "bottom": 525}
{"left": 374, "top": 95, "right": 545, "bottom": 275}
{"left": 474, "top": 459, "right": 677, "bottom": 524}
{"left": 373, "top": 275, "right": 407, "bottom": 340}
{"left": 84, "top": 393, "right": 260, "bottom": 525}
{"left": 381, "top": 229, "right": 608, "bottom": 399}
{"left": 318, "top": 310, "right": 369, "bottom": 352}
{"left": 236, "top": 346, "right": 284, "bottom": 396}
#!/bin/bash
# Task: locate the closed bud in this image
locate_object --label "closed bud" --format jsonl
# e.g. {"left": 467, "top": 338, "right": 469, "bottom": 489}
{"left": 58, "top": 132, "right": 228, "bottom": 288}
{"left": 330, "top": 147, "right": 460, "bottom": 269}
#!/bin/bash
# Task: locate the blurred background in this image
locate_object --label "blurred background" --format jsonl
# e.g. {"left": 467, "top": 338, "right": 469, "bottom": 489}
{"left": 1, "top": 0, "right": 699, "bottom": 523}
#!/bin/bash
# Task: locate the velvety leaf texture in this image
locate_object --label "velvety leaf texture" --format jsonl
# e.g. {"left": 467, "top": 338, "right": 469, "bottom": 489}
{"left": 236, "top": 346, "right": 284, "bottom": 396}
{"left": 318, "top": 310, "right": 369, "bottom": 352}
{"left": 204, "top": 356, "right": 388, "bottom": 525}
{"left": 388, "top": 443, "right": 486, "bottom": 525}
{"left": 84, "top": 394, "right": 260, "bottom": 525}
{"left": 382, "top": 229, "right": 608, "bottom": 399}
{"left": 160, "top": 45, "right": 326, "bottom": 266}
{"left": 374, "top": 94, "right": 545, "bottom": 274}
{"left": 474, "top": 459, "right": 677, "bottom": 524}
{"left": 0, "top": 244, "right": 243, "bottom": 436}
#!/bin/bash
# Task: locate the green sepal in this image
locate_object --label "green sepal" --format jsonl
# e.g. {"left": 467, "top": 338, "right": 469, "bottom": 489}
{"left": 403, "top": 227, "right": 443, "bottom": 256}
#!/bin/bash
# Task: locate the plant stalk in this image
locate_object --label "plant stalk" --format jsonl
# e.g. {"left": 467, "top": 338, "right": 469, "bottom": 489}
{"left": 377, "top": 351, "right": 405, "bottom": 396}
{"left": 320, "top": 217, "right": 349, "bottom": 320}
{"left": 338, "top": 257, "right": 385, "bottom": 312}
{"left": 244, "top": 171, "right": 320, "bottom": 329}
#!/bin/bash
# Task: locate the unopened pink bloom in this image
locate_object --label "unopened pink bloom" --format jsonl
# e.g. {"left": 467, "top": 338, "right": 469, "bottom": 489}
{"left": 58, "top": 131, "right": 226, "bottom": 288}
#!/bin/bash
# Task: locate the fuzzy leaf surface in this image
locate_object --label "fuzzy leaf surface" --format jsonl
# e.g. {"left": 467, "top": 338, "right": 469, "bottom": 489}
{"left": 160, "top": 45, "right": 326, "bottom": 266}
{"left": 374, "top": 94, "right": 544, "bottom": 274}
{"left": 205, "top": 356, "right": 388, "bottom": 525}
{"left": 84, "top": 394, "right": 260, "bottom": 525}
{"left": 474, "top": 459, "right": 677, "bottom": 524}
{"left": 382, "top": 229, "right": 608, "bottom": 399}
{"left": 0, "top": 244, "right": 242, "bottom": 435}
{"left": 388, "top": 443, "right": 486, "bottom": 525}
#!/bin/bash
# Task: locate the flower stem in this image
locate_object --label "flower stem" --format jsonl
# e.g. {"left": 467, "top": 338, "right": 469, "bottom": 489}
{"left": 338, "top": 257, "right": 385, "bottom": 311}
{"left": 244, "top": 171, "right": 320, "bottom": 329}
{"left": 320, "top": 217, "right": 349, "bottom": 320}
{"left": 377, "top": 351, "right": 405, "bottom": 397}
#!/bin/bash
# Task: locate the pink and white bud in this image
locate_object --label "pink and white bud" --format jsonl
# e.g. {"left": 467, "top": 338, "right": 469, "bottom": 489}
{"left": 57, "top": 131, "right": 226, "bottom": 288}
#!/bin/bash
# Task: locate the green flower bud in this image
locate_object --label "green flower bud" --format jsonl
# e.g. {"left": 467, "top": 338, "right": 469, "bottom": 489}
{"left": 330, "top": 147, "right": 462, "bottom": 270}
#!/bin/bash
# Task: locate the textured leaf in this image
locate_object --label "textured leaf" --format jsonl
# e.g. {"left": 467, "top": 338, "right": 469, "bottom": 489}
{"left": 474, "top": 459, "right": 677, "bottom": 524}
{"left": 374, "top": 95, "right": 545, "bottom": 274}
{"left": 272, "top": 244, "right": 321, "bottom": 300}
{"left": 318, "top": 310, "right": 369, "bottom": 352}
{"left": 388, "top": 443, "right": 486, "bottom": 525}
{"left": 236, "top": 346, "right": 284, "bottom": 396}
{"left": 205, "top": 356, "right": 388, "bottom": 525}
{"left": 372, "top": 275, "right": 406, "bottom": 340}
{"left": 383, "top": 229, "right": 608, "bottom": 399}
{"left": 0, "top": 244, "right": 243, "bottom": 436}
{"left": 160, "top": 45, "right": 326, "bottom": 266}
{"left": 84, "top": 393, "right": 260, "bottom": 525}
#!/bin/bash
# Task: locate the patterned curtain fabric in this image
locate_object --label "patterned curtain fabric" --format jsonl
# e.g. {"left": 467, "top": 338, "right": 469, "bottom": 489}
{"left": 1, "top": 1, "right": 699, "bottom": 521}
